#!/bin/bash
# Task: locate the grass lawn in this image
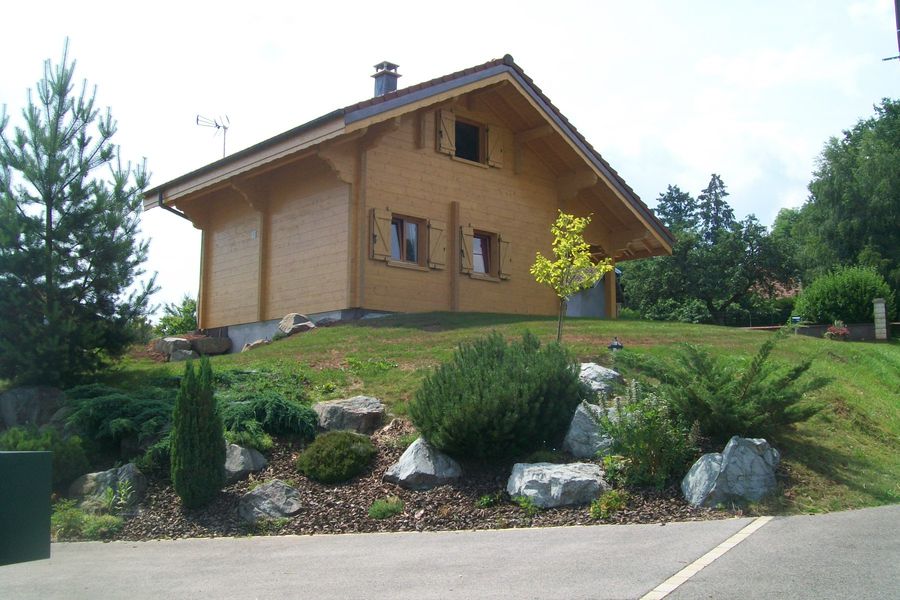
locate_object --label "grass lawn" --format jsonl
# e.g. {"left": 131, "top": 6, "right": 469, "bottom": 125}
{"left": 109, "top": 312, "right": 899, "bottom": 515}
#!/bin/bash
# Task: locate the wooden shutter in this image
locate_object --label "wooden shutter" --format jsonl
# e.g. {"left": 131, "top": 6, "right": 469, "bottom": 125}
{"left": 428, "top": 219, "right": 446, "bottom": 269}
{"left": 437, "top": 109, "right": 456, "bottom": 155}
{"left": 487, "top": 126, "right": 504, "bottom": 168}
{"left": 460, "top": 226, "right": 474, "bottom": 273}
{"left": 498, "top": 235, "right": 512, "bottom": 279}
{"left": 371, "top": 208, "right": 392, "bottom": 261}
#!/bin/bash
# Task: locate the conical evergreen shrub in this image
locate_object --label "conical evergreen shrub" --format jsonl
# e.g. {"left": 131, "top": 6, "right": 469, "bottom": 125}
{"left": 171, "top": 357, "right": 225, "bottom": 508}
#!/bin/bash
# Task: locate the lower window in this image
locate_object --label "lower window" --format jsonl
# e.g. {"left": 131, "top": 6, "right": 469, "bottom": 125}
{"left": 390, "top": 217, "right": 422, "bottom": 264}
{"left": 472, "top": 232, "right": 492, "bottom": 274}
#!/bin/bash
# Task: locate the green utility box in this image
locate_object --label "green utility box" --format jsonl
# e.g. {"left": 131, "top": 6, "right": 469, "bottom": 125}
{"left": 0, "top": 451, "right": 52, "bottom": 565}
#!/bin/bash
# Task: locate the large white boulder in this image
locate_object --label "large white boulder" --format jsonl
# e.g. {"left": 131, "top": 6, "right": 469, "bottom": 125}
{"left": 579, "top": 363, "right": 624, "bottom": 395}
{"left": 191, "top": 336, "right": 232, "bottom": 356}
{"left": 383, "top": 437, "right": 462, "bottom": 490}
{"left": 682, "top": 436, "right": 781, "bottom": 508}
{"left": 238, "top": 480, "right": 302, "bottom": 523}
{"left": 562, "top": 401, "right": 617, "bottom": 458}
{"left": 507, "top": 462, "right": 608, "bottom": 508}
{"left": 154, "top": 337, "right": 191, "bottom": 355}
{"left": 224, "top": 443, "right": 268, "bottom": 484}
{"left": 0, "top": 386, "right": 65, "bottom": 430}
{"left": 313, "top": 396, "right": 384, "bottom": 434}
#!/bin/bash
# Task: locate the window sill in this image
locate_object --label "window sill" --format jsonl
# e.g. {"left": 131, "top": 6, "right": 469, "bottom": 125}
{"left": 468, "top": 272, "right": 501, "bottom": 283}
{"left": 387, "top": 259, "right": 429, "bottom": 272}
{"left": 450, "top": 155, "right": 488, "bottom": 169}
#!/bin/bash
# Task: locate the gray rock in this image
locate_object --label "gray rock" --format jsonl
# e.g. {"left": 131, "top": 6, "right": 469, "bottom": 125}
{"left": 238, "top": 480, "right": 302, "bottom": 523}
{"left": 579, "top": 363, "right": 624, "bottom": 395}
{"left": 154, "top": 337, "right": 191, "bottom": 355}
{"left": 383, "top": 438, "right": 462, "bottom": 490}
{"left": 278, "top": 313, "right": 316, "bottom": 336}
{"left": 682, "top": 436, "right": 781, "bottom": 508}
{"left": 241, "top": 339, "right": 271, "bottom": 352}
{"left": 68, "top": 463, "right": 147, "bottom": 507}
{"left": 0, "top": 386, "right": 65, "bottom": 430}
{"left": 191, "top": 336, "right": 232, "bottom": 355}
{"left": 225, "top": 443, "right": 268, "bottom": 484}
{"left": 562, "top": 401, "right": 617, "bottom": 458}
{"left": 169, "top": 348, "right": 200, "bottom": 362}
{"left": 507, "top": 462, "right": 608, "bottom": 508}
{"left": 313, "top": 395, "right": 384, "bottom": 434}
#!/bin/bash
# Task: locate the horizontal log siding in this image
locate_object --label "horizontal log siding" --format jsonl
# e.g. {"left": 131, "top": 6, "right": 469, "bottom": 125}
{"left": 266, "top": 166, "right": 350, "bottom": 318}
{"left": 205, "top": 194, "right": 260, "bottom": 328}
{"left": 363, "top": 110, "right": 561, "bottom": 315}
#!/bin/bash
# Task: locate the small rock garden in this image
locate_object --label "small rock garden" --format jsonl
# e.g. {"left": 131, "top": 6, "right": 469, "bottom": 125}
{"left": 0, "top": 321, "right": 820, "bottom": 542}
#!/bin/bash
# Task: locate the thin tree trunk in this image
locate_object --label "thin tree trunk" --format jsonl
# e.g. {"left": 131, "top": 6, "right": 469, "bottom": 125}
{"left": 557, "top": 298, "right": 565, "bottom": 343}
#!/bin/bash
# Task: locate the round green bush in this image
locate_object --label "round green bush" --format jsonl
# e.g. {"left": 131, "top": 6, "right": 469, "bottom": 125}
{"left": 408, "top": 332, "right": 585, "bottom": 462}
{"left": 296, "top": 431, "right": 376, "bottom": 484}
{"left": 795, "top": 266, "right": 896, "bottom": 324}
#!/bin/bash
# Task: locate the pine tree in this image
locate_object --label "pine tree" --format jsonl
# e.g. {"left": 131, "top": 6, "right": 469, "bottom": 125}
{"left": 0, "top": 41, "right": 155, "bottom": 386}
{"left": 697, "top": 174, "right": 735, "bottom": 243}
{"left": 653, "top": 185, "right": 698, "bottom": 231}
{"left": 170, "top": 357, "right": 225, "bottom": 509}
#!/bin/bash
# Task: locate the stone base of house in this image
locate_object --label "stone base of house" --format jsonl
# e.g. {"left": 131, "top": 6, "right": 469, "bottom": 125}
{"left": 202, "top": 308, "right": 393, "bottom": 353}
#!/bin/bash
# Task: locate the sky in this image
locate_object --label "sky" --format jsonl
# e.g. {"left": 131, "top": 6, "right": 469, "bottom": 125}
{"left": 2, "top": 0, "right": 899, "bottom": 316}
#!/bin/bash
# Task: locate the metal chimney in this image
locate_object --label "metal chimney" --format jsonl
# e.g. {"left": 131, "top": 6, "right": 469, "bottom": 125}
{"left": 372, "top": 61, "right": 400, "bottom": 97}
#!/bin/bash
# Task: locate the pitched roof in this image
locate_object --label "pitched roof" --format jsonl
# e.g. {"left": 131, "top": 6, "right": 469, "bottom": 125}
{"left": 145, "top": 55, "right": 674, "bottom": 248}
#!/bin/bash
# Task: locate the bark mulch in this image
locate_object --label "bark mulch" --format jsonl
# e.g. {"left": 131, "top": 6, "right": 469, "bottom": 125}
{"left": 119, "top": 421, "right": 727, "bottom": 541}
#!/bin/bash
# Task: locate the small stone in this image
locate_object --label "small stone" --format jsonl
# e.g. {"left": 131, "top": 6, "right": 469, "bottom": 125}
{"left": 278, "top": 313, "right": 316, "bottom": 336}
{"left": 69, "top": 463, "right": 147, "bottom": 507}
{"left": 224, "top": 443, "right": 268, "bottom": 484}
{"left": 238, "top": 480, "right": 302, "bottom": 523}
{"left": 313, "top": 396, "right": 384, "bottom": 434}
{"left": 562, "top": 401, "right": 617, "bottom": 458}
{"left": 241, "top": 339, "right": 271, "bottom": 352}
{"left": 169, "top": 349, "right": 199, "bottom": 362}
{"left": 506, "top": 462, "right": 608, "bottom": 508}
{"left": 579, "top": 363, "right": 624, "bottom": 395}
{"left": 383, "top": 438, "right": 462, "bottom": 490}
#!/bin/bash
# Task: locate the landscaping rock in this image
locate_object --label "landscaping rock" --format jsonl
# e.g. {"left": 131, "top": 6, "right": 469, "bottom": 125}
{"left": 191, "top": 336, "right": 232, "bottom": 356}
{"left": 278, "top": 313, "right": 316, "bottom": 336}
{"left": 169, "top": 348, "right": 199, "bottom": 362}
{"left": 313, "top": 395, "right": 384, "bottom": 434}
{"left": 682, "top": 436, "right": 781, "bottom": 508}
{"left": 562, "top": 401, "right": 617, "bottom": 458}
{"left": 507, "top": 462, "right": 608, "bottom": 508}
{"left": 69, "top": 463, "right": 147, "bottom": 507}
{"left": 0, "top": 386, "right": 65, "bottom": 430}
{"left": 154, "top": 337, "right": 192, "bottom": 355}
{"left": 383, "top": 438, "right": 462, "bottom": 490}
{"left": 579, "top": 363, "right": 624, "bottom": 395}
{"left": 241, "top": 339, "right": 271, "bottom": 352}
{"left": 238, "top": 480, "right": 302, "bottom": 523}
{"left": 225, "top": 443, "right": 268, "bottom": 484}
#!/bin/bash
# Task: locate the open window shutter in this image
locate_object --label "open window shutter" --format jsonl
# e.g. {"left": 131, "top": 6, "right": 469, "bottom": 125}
{"left": 428, "top": 219, "right": 446, "bottom": 269}
{"left": 498, "top": 235, "right": 512, "bottom": 279}
{"left": 487, "top": 126, "right": 504, "bottom": 168}
{"left": 437, "top": 109, "right": 456, "bottom": 155}
{"left": 460, "top": 226, "right": 474, "bottom": 273}
{"left": 371, "top": 208, "right": 392, "bottom": 261}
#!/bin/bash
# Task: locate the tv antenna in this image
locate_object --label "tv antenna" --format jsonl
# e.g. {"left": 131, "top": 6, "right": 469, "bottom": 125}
{"left": 196, "top": 114, "right": 230, "bottom": 157}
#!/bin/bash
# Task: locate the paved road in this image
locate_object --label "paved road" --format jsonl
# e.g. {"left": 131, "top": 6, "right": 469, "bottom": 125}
{"left": 1, "top": 505, "right": 897, "bottom": 599}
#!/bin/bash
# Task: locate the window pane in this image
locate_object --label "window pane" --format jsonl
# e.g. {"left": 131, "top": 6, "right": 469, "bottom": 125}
{"left": 455, "top": 121, "right": 480, "bottom": 162}
{"left": 405, "top": 221, "right": 418, "bottom": 263}
{"left": 390, "top": 220, "right": 401, "bottom": 260}
{"left": 473, "top": 235, "right": 487, "bottom": 273}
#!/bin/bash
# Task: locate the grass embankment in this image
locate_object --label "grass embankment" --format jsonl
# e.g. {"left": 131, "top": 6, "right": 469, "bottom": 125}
{"left": 110, "top": 312, "right": 900, "bottom": 515}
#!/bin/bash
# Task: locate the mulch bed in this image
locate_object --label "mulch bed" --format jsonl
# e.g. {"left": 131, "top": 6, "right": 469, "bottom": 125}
{"left": 118, "top": 422, "right": 727, "bottom": 541}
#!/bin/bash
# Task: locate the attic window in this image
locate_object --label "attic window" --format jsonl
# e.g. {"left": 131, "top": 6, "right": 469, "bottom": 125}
{"left": 454, "top": 120, "right": 482, "bottom": 163}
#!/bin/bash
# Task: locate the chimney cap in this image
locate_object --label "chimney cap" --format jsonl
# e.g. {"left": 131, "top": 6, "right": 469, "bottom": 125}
{"left": 373, "top": 61, "right": 400, "bottom": 73}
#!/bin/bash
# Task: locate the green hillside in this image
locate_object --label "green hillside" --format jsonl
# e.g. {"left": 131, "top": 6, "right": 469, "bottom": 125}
{"left": 112, "top": 312, "right": 899, "bottom": 514}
